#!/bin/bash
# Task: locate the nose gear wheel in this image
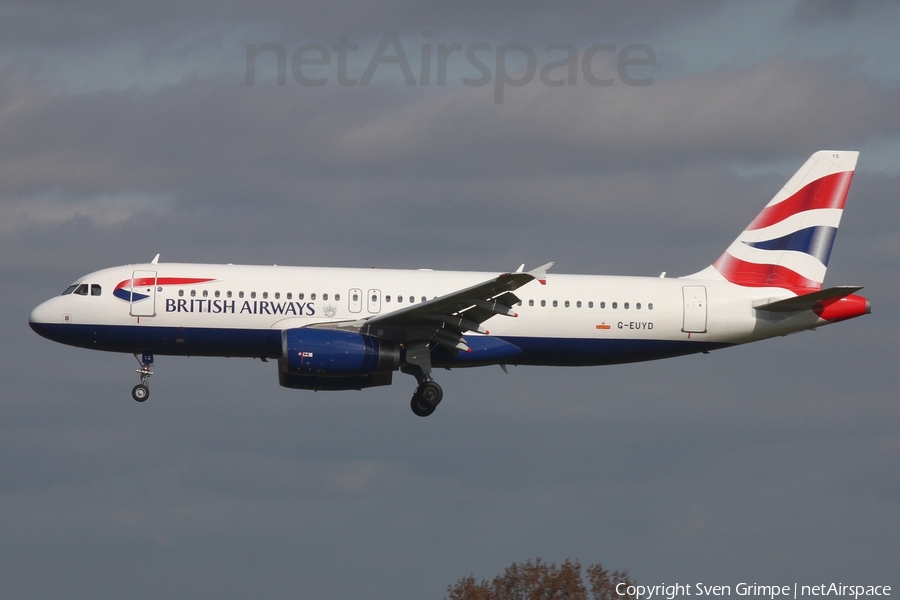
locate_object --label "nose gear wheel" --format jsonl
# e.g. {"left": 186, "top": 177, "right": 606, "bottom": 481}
{"left": 132, "top": 353, "right": 154, "bottom": 402}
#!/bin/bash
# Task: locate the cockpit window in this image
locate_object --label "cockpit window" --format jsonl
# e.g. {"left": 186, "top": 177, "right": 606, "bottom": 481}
{"left": 62, "top": 285, "right": 78, "bottom": 295}
{"left": 91, "top": 284, "right": 102, "bottom": 296}
{"left": 73, "top": 284, "right": 89, "bottom": 296}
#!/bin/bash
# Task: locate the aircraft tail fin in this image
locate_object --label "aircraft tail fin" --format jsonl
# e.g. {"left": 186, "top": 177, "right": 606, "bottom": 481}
{"left": 687, "top": 151, "right": 859, "bottom": 292}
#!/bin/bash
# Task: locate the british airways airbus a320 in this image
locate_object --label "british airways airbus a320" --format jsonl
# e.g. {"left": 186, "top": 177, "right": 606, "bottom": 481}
{"left": 30, "top": 151, "right": 871, "bottom": 416}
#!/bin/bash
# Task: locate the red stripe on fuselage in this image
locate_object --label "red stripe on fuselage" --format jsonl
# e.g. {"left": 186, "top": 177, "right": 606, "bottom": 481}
{"left": 746, "top": 171, "right": 853, "bottom": 231}
{"left": 115, "top": 277, "right": 215, "bottom": 289}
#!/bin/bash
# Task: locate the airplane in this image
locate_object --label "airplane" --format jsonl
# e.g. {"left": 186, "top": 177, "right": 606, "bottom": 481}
{"left": 29, "top": 151, "right": 871, "bottom": 417}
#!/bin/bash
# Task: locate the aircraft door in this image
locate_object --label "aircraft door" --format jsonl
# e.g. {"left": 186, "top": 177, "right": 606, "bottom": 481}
{"left": 367, "top": 289, "right": 381, "bottom": 314}
{"left": 682, "top": 285, "right": 707, "bottom": 333}
{"left": 349, "top": 288, "right": 362, "bottom": 313}
{"left": 130, "top": 270, "right": 157, "bottom": 317}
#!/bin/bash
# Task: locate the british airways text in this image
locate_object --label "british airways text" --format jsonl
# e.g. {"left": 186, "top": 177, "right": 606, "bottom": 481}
{"left": 165, "top": 299, "right": 316, "bottom": 316}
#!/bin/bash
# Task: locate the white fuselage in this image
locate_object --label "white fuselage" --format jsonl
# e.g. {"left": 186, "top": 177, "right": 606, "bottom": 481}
{"left": 29, "top": 262, "right": 828, "bottom": 366}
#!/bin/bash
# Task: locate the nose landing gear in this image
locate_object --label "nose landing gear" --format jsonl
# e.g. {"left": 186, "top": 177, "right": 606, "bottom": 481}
{"left": 132, "top": 353, "right": 153, "bottom": 402}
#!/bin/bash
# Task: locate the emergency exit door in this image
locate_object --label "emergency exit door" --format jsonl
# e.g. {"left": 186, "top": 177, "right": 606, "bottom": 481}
{"left": 367, "top": 289, "right": 382, "bottom": 314}
{"left": 348, "top": 288, "right": 362, "bottom": 313}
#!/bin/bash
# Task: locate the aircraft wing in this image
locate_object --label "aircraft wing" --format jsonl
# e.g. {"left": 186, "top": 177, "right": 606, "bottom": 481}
{"left": 332, "top": 263, "right": 553, "bottom": 351}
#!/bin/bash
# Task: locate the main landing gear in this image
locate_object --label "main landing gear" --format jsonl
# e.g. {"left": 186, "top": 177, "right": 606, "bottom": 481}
{"left": 132, "top": 353, "right": 153, "bottom": 402}
{"left": 410, "top": 377, "right": 443, "bottom": 417}
{"left": 403, "top": 341, "right": 443, "bottom": 417}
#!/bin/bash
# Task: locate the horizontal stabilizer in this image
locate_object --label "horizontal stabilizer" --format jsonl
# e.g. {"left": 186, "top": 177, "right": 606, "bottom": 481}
{"left": 754, "top": 286, "right": 863, "bottom": 312}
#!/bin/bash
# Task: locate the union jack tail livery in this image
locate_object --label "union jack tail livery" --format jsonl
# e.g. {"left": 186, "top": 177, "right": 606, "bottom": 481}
{"left": 692, "top": 151, "right": 858, "bottom": 292}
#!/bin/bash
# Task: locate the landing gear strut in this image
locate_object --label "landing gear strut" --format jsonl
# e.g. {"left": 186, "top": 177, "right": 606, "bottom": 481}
{"left": 403, "top": 341, "right": 442, "bottom": 417}
{"left": 132, "top": 353, "right": 153, "bottom": 402}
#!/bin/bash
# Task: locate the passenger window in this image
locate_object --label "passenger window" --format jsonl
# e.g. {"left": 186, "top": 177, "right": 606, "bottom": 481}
{"left": 612, "top": 302, "right": 618, "bottom": 309}
{"left": 275, "top": 292, "right": 280, "bottom": 299}
{"left": 179, "top": 290, "right": 184, "bottom": 297}
{"left": 286, "top": 293, "right": 292, "bottom": 300}
{"left": 386, "top": 295, "right": 391, "bottom": 302}
{"left": 91, "top": 284, "right": 102, "bottom": 296}
{"left": 203, "top": 290, "right": 209, "bottom": 298}
{"left": 262, "top": 292, "right": 268, "bottom": 299}
{"left": 540, "top": 300, "right": 546, "bottom": 307}
{"left": 397, "top": 295, "right": 403, "bottom": 303}
{"left": 624, "top": 302, "right": 629, "bottom": 309}
{"left": 409, "top": 296, "right": 414, "bottom": 303}
{"left": 227, "top": 291, "right": 232, "bottom": 298}
{"left": 311, "top": 293, "right": 316, "bottom": 300}
{"left": 335, "top": 293, "right": 341, "bottom": 301}
{"left": 589, "top": 301, "right": 594, "bottom": 308}
{"left": 564, "top": 300, "right": 570, "bottom": 308}
{"left": 421, "top": 296, "right": 426, "bottom": 303}
{"left": 62, "top": 285, "right": 78, "bottom": 295}
{"left": 191, "top": 290, "right": 196, "bottom": 297}
{"left": 298, "top": 293, "right": 304, "bottom": 300}
{"left": 552, "top": 300, "right": 558, "bottom": 307}
{"left": 251, "top": 292, "right": 257, "bottom": 299}
{"left": 215, "top": 290, "right": 221, "bottom": 298}
{"left": 636, "top": 302, "right": 641, "bottom": 309}
{"left": 239, "top": 291, "right": 245, "bottom": 298}
{"left": 576, "top": 301, "right": 582, "bottom": 308}
{"left": 649, "top": 303, "right": 654, "bottom": 310}
{"left": 600, "top": 301, "right": 605, "bottom": 308}
{"left": 529, "top": 299, "right": 534, "bottom": 307}
{"left": 323, "top": 293, "right": 329, "bottom": 301}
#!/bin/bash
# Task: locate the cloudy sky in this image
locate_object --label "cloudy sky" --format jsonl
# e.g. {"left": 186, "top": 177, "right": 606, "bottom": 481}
{"left": 2, "top": 1, "right": 898, "bottom": 598}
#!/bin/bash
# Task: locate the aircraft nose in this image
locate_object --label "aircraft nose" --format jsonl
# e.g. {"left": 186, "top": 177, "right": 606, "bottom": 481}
{"left": 29, "top": 301, "right": 50, "bottom": 330}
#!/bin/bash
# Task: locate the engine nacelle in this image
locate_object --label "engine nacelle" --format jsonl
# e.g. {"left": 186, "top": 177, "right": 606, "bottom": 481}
{"left": 281, "top": 327, "right": 400, "bottom": 376}
{"left": 278, "top": 369, "right": 393, "bottom": 391}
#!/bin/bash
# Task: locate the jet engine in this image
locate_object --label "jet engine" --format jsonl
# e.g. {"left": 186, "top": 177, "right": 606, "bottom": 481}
{"left": 278, "top": 327, "right": 399, "bottom": 391}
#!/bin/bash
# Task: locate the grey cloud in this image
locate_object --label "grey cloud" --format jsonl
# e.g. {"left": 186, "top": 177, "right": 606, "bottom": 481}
{"left": 0, "top": 1, "right": 729, "bottom": 51}
{"left": 792, "top": 0, "right": 867, "bottom": 24}
{"left": 2, "top": 58, "right": 898, "bottom": 206}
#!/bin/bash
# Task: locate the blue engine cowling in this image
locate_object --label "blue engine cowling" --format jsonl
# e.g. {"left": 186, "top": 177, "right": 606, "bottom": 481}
{"left": 281, "top": 328, "right": 400, "bottom": 376}
{"left": 278, "top": 370, "right": 393, "bottom": 391}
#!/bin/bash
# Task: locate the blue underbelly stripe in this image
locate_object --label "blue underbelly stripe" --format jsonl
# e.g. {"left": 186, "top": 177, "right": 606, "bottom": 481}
{"left": 30, "top": 323, "right": 731, "bottom": 366}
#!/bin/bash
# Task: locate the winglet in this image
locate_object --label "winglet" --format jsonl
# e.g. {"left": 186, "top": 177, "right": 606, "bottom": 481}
{"left": 515, "top": 264, "right": 525, "bottom": 273}
{"left": 527, "top": 262, "right": 554, "bottom": 285}
{"left": 151, "top": 253, "right": 160, "bottom": 264}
